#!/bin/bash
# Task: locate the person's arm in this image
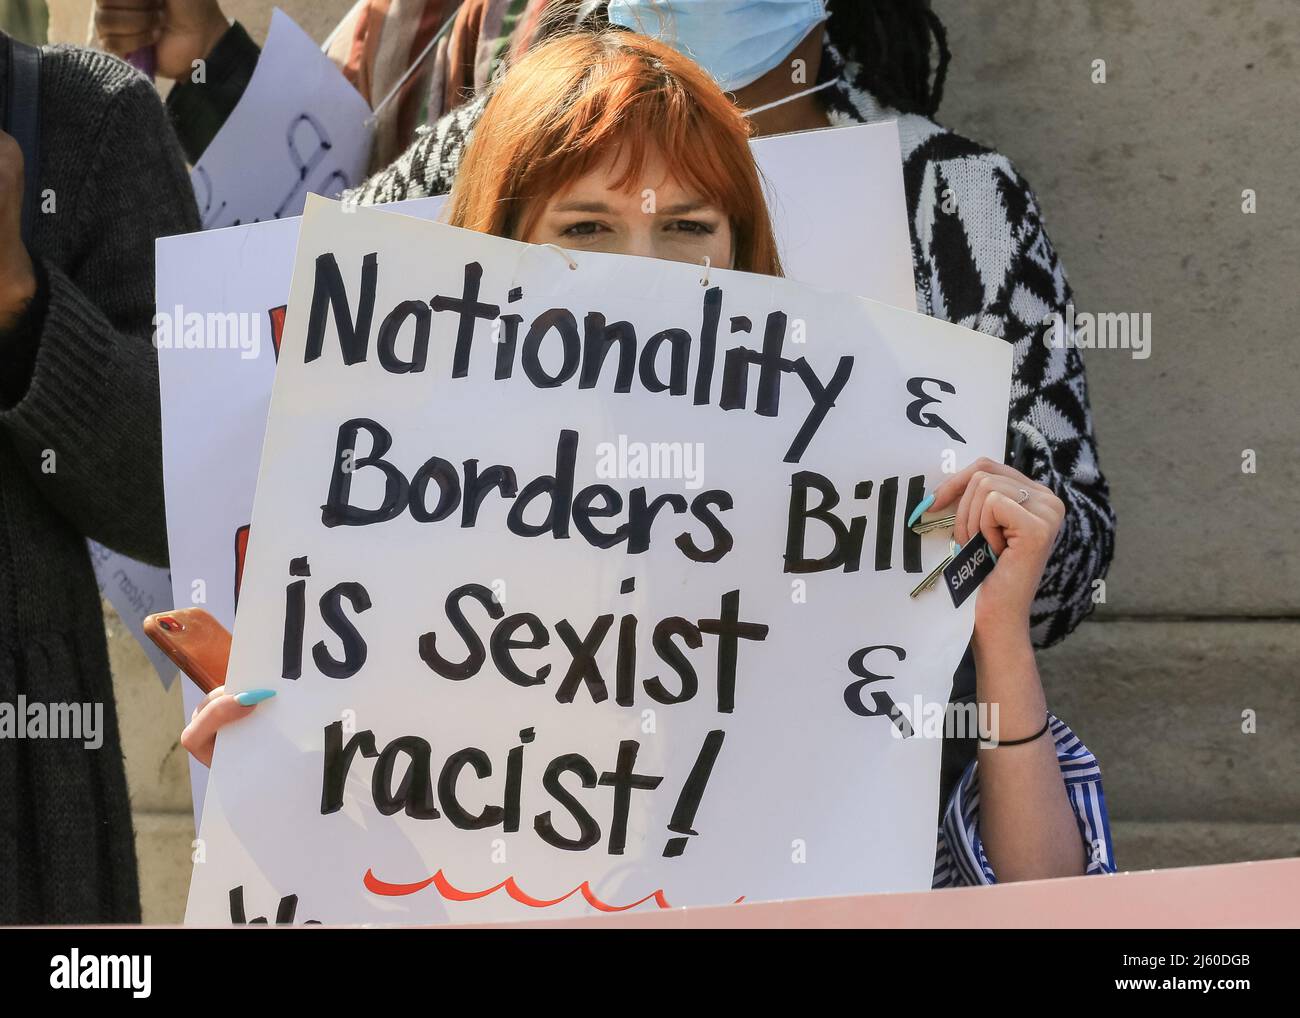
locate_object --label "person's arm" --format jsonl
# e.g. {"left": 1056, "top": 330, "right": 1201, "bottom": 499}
{"left": 1006, "top": 207, "right": 1116, "bottom": 650}
{"left": 344, "top": 93, "right": 489, "bottom": 205}
{"left": 933, "top": 711, "right": 1114, "bottom": 886}
{"left": 163, "top": 18, "right": 259, "bottom": 163}
{"left": 94, "top": 0, "right": 253, "bottom": 163}
{"left": 926, "top": 459, "right": 1114, "bottom": 883}
{"left": 919, "top": 153, "right": 1116, "bottom": 649}
{"left": 967, "top": 633, "right": 1091, "bottom": 881}
{"left": 0, "top": 72, "right": 200, "bottom": 567}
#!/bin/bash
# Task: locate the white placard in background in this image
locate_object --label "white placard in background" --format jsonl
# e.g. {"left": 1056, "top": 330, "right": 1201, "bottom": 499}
{"left": 88, "top": 542, "right": 177, "bottom": 687}
{"left": 190, "top": 8, "right": 374, "bottom": 229}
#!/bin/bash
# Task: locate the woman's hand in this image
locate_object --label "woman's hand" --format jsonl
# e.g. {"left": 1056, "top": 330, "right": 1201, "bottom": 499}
{"left": 929, "top": 459, "right": 1083, "bottom": 881}
{"left": 0, "top": 131, "right": 36, "bottom": 331}
{"left": 180, "top": 685, "right": 275, "bottom": 767}
{"left": 94, "top": 0, "right": 230, "bottom": 81}
{"left": 928, "top": 457, "right": 1065, "bottom": 641}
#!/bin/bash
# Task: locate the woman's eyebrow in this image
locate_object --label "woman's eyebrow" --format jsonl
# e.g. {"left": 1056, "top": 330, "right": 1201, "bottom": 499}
{"left": 658, "top": 199, "right": 715, "bottom": 215}
{"left": 552, "top": 199, "right": 615, "bottom": 213}
{"left": 549, "top": 198, "right": 717, "bottom": 215}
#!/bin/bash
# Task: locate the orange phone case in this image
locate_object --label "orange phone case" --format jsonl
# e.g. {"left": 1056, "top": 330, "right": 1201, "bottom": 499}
{"left": 143, "top": 608, "right": 233, "bottom": 695}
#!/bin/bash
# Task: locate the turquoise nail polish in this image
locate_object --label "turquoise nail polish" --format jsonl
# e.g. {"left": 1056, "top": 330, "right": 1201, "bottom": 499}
{"left": 907, "top": 492, "right": 935, "bottom": 527}
{"left": 234, "top": 688, "right": 277, "bottom": 706}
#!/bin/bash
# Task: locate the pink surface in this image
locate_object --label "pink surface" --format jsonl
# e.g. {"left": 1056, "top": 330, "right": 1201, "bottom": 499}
{"left": 455, "top": 858, "right": 1300, "bottom": 928}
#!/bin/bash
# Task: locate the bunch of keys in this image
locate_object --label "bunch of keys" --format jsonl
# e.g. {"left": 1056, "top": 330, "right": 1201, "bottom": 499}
{"left": 908, "top": 512, "right": 997, "bottom": 607}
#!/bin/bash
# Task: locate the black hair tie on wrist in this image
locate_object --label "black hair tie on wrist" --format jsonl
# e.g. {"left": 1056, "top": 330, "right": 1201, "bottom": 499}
{"left": 981, "top": 712, "right": 1051, "bottom": 747}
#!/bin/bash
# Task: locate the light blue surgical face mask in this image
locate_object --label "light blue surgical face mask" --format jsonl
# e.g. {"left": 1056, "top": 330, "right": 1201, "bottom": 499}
{"left": 607, "top": 0, "right": 829, "bottom": 91}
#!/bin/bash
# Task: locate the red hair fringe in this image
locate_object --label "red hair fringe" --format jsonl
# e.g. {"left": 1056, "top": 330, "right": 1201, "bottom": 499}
{"left": 447, "top": 30, "right": 784, "bottom": 277}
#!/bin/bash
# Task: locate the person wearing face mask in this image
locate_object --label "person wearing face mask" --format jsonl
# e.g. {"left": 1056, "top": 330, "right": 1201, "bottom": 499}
{"left": 611, "top": 0, "right": 840, "bottom": 129}
{"left": 180, "top": 28, "right": 1114, "bottom": 891}
{"left": 354, "top": 0, "right": 1115, "bottom": 657}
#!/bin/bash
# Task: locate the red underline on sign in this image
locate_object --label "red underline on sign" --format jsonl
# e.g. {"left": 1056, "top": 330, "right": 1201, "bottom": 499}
{"left": 362, "top": 867, "right": 745, "bottom": 912}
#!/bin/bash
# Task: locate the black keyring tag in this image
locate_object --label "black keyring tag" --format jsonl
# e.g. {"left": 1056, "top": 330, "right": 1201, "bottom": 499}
{"left": 943, "top": 536, "right": 997, "bottom": 608}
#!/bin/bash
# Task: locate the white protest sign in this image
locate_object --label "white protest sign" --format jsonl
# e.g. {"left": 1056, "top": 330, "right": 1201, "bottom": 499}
{"left": 158, "top": 123, "right": 915, "bottom": 823}
{"left": 183, "top": 195, "right": 1010, "bottom": 924}
{"left": 191, "top": 8, "right": 374, "bottom": 229}
{"left": 757, "top": 124, "right": 914, "bottom": 308}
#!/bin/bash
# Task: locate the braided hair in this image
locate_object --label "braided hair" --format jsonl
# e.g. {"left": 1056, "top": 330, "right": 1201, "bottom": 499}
{"left": 824, "top": 1, "right": 951, "bottom": 116}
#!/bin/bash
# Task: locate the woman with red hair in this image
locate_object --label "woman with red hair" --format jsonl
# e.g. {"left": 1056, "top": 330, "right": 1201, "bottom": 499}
{"left": 182, "top": 28, "right": 1112, "bottom": 895}
{"left": 446, "top": 30, "right": 781, "bottom": 276}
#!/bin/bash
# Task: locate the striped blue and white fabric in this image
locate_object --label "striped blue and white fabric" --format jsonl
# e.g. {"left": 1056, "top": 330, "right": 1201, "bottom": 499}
{"left": 932, "top": 713, "right": 1115, "bottom": 887}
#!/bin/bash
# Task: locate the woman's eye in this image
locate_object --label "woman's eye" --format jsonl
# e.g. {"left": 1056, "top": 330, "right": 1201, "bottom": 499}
{"left": 668, "top": 219, "right": 716, "bottom": 236}
{"left": 561, "top": 221, "right": 605, "bottom": 237}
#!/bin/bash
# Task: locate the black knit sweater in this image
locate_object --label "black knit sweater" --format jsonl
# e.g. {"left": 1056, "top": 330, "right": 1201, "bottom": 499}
{"left": 167, "top": 21, "right": 1115, "bottom": 648}
{"left": 0, "top": 43, "right": 198, "bottom": 923}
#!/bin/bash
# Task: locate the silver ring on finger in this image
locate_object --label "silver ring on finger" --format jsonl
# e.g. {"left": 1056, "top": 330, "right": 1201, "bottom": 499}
{"left": 1015, "top": 487, "right": 1031, "bottom": 505}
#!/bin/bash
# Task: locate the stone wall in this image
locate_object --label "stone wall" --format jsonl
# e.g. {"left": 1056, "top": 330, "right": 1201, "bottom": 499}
{"left": 933, "top": 0, "right": 1299, "bottom": 874}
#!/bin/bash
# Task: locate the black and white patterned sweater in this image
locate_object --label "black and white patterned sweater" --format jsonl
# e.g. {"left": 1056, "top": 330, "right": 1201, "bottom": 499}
{"left": 346, "top": 52, "right": 1115, "bottom": 650}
